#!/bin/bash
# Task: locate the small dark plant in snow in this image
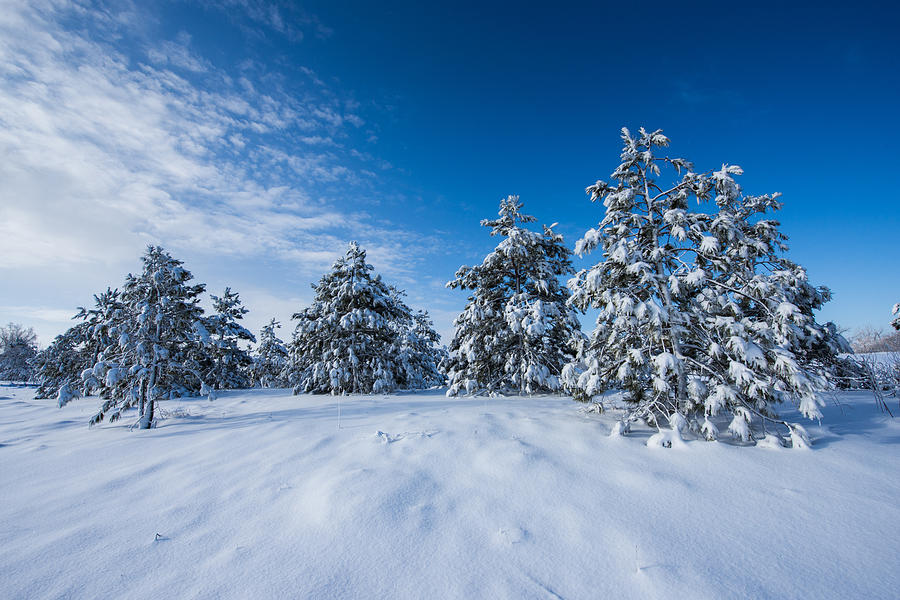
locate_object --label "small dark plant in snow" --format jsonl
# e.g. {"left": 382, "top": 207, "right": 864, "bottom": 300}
{"left": 564, "top": 127, "right": 846, "bottom": 445}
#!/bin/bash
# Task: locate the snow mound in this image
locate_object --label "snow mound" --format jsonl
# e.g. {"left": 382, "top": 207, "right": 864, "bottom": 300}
{"left": 646, "top": 427, "right": 687, "bottom": 449}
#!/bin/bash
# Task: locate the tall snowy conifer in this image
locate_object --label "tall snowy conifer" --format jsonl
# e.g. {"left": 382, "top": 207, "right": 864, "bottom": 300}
{"left": 288, "top": 242, "right": 441, "bottom": 394}
{"left": 445, "top": 196, "right": 581, "bottom": 396}
{"left": 565, "top": 128, "right": 845, "bottom": 443}
{"left": 89, "top": 246, "right": 206, "bottom": 428}
{"left": 251, "top": 319, "right": 290, "bottom": 388}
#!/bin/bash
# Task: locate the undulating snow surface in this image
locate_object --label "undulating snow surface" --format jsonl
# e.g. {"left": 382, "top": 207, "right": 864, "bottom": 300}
{"left": 1, "top": 385, "right": 898, "bottom": 599}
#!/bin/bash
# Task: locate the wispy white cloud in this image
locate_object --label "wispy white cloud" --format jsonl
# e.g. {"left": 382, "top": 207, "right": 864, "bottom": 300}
{"left": 0, "top": 306, "right": 77, "bottom": 325}
{"left": 146, "top": 32, "right": 212, "bottom": 73}
{"left": 201, "top": 0, "right": 333, "bottom": 44}
{"left": 0, "top": 1, "right": 415, "bottom": 265}
{"left": 0, "top": 0, "right": 452, "bottom": 344}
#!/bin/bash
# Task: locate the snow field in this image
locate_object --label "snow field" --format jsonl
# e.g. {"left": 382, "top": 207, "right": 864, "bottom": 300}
{"left": 1, "top": 386, "right": 899, "bottom": 599}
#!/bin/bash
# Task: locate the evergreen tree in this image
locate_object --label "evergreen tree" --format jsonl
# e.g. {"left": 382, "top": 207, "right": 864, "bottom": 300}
{"left": 199, "top": 288, "right": 255, "bottom": 390}
{"left": 74, "top": 289, "right": 125, "bottom": 397}
{"left": 251, "top": 318, "right": 290, "bottom": 388}
{"left": 89, "top": 246, "right": 206, "bottom": 428}
{"left": 893, "top": 303, "right": 900, "bottom": 331}
{"left": 395, "top": 308, "right": 446, "bottom": 390}
{"left": 445, "top": 196, "right": 582, "bottom": 396}
{"left": 565, "top": 127, "right": 845, "bottom": 444}
{"left": 32, "top": 289, "right": 126, "bottom": 405}
{"left": 0, "top": 322, "right": 38, "bottom": 383}
{"left": 32, "top": 322, "right": 90, "bottom": 400}
{"left": 288, "top": 242, "right": 440, "bottom": 394}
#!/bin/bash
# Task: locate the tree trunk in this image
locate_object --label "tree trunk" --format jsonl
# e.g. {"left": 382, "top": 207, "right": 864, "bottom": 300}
{"left": 139, "top": 364, "right": 156, "bottom": 429}
{"left": 138, "top": 395, "right": 154, "bottom": 429}
{"left": 643, "top": 169, "right": 688, "bottom": 412}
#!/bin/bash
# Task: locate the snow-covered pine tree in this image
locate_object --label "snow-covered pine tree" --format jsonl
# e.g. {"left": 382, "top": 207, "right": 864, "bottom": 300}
{"left": 395, "top": 308, "right": 446, "bottom": 390}
{"left": 198, "top": 287, "right": 256, "bottom": 390}
{"left": 445, "top": 196, "right": 582, "bottom": 396}
{"left": 89, "top": 246, "right": 207, "bottom": 428}
{"left": 32, "top": 323, "right": 89, "bottom": 400}
{"left": 698, "top": 166, "right": 849, "bottom": 431}
{"left": 0, "top": 322, "right": 38, "bottom": 383}
{"left": 288, "top": 242, "right": 438, "bottom": 394}
{"left": 565, "top": 127, "right": 844, "bottom": 443}
{"left": 32, "top": 288, "right": 122, "bottom": 402}
{"left": 564, "top": 129, "right": 709, "bottom": 410}
{"left": 893, "top": 303, "right": 900, "bottom": 331}
{"left": 251, "top": 318, "right": 290, "bottom": 388}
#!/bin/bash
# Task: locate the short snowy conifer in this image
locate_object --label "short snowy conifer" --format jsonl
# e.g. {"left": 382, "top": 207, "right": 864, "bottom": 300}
{"left": 251, "top": 319, "right": 290, "bottom": 388}
{"left": 288, "top": 242, "right": 442, "bottom": 394}
{"left": 32, "top": 289, "right": 122, "bottom": 402}
{"left": 89, "top": 246, "right": 207, "bottom": 428}
{"left": 395, "top": 309, "right": 447, "bottom": 390}
{"left": 0, "top": 322, "right": 38, "bottom": 383}
{"left": 893, "top": 303, "right": 900, "bottom": 331}
{"left": 32, "top": 323, "right": 89, "bottom": 400}
{"left": 445, "top": 196, "right": 582, "bottom": 396}
{"left": 198, "top": 288, "right": 256, "bottom": 390}
{"left": 565, "top": 127, "right": 845, "bottom": 444}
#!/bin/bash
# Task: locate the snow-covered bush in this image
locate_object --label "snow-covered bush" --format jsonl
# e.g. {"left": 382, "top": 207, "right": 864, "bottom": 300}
{"left": 565, "top": 127, "right": 847, "bottom": 443}
{"left": 445, "top": 196, "right": 582, "bottom": 396}
{"left": 288, "top": 242, "right": 443, "bottom": 395}
{"left": 850, "top": 352, "right": 900, "bottom": 414}
{"left": 851, "top": 326, "right": 900, "bottom": 353}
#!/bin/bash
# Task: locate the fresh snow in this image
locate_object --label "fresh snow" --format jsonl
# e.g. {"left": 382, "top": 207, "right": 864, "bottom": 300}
{"left": 1, "top": 385, "right": 899, "bottom": 599}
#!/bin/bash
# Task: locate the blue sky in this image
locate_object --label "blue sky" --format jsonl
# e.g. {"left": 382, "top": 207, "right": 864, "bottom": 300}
{"left": 1, "top": 0, "right": 898, "bottom": 346}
